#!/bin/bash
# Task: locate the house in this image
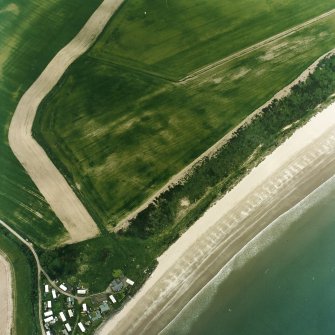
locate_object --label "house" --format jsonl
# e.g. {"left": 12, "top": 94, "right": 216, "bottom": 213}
{"left": 68, "top": 309, "right": 74, "bottom": 318}
{"left": 90, "top": 310, "right": 102, "bottom": 322}
{"left": 62, "top": 330, "right": 69, "bottom": 335}
{"left": 99, "top": 301, "right": 110, "bottom": 313}
{"left": 67, "top": 296, "right": 74, "bottom": 307}
{"left": 51, "top": 289, "right": 57, "bottom": 299}
{"left": 78, "top": 322, "right": 86, "bottom": 333}
{"left": 44, "top": 284, "right": 49, "bottom": 293}
{"left": 109, "top": 295, "right": 117, "bottom": 304}
{"left": 59, "top": 311, "right": 67, "bottom": 322}
{"left": 77, "top": 288, "right": 87, "bottom": 295}
{"left": 111, "top": 279, "right": 123, "bottom": 292}
{"left": 47, "top": 301, "right": 52, "bottom": 309}
{"left": 44, "top": 310, "right": 53, "bottom": 317}
{"left": 65, "top": 323, "right": 72, "bottom": 332}
{"left": 82, "top": 303, "right": 88, "bottom": 312}
{"left": 44, "top": 316, "right": 54, "bottom": 324}
{"left": 59, "top": 284, "right": 68, "bottom": 292}
{"left": 126, "top": 278, "right": 135, "bottom": 286}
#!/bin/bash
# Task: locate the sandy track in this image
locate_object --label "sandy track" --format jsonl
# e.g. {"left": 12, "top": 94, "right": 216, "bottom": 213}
{"left": 98, "top": 104, "right": 335, "bottom": 334}
{"left": 8, "top": 0, "right": 124, "bottom": 243}
{"left": 116, "top": 48, "right": 335, "bottom": 230}
{"left": 0, "top": 254, "right": 13, "bottom": 335}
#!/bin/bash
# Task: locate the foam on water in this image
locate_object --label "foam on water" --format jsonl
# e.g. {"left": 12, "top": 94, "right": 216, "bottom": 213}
{"left": 161, "top": 174, "right": 335, "bottom": 335}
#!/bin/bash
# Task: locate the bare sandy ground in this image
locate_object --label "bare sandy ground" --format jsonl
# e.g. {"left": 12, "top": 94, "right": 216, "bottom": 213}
{"left": 0, "top": 254, "right": 13, "bottom": 335}
{"left": 98, "top": 103, "right": 335, "bottom": 334}
{"left": 8, "top": 0, "right": 124, "bottom": 243}
{"left": 117, "top": 48, "right": 335, "bottom": 230}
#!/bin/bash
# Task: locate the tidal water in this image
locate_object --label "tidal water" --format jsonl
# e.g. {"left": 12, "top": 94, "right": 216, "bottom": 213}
{"left": 162, "top": 174, "right": 335, "bottom": 335}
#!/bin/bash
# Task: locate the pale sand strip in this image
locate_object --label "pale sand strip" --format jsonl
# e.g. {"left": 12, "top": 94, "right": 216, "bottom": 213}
{"left": 98, "top": 103, "right": 335, "bottom": 334}
{"left": 8, "top": 0, "right": 124, "bottom": 243}
{"left": 0, "top": 254, "right": 13, "bottom": 335}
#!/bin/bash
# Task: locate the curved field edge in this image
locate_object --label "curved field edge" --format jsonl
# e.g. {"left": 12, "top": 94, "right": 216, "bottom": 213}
{"left": 0, "top": 0, "right": 103, "bottom": 248}
{"left": 0, "top": 229, "right": 40, "bottom": 335}
{"left": 38, "top": 55, "right": 335, "bottom": 297}
{"left": 7, "top": 0, "right": 128, "bottom": 244}
{"left": 33, "top": 11, "right": 335, "bottom": 231}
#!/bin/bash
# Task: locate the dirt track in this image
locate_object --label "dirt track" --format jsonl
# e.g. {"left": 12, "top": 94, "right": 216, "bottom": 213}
{"left": 8, "top": 0, "right": 124, "bottom": 243}
{"left": 0, "top": 254, "right": 13, "bottom": 335}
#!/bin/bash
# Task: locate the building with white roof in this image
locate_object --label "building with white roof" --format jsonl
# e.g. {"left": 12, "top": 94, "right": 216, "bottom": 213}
{"left": 44, "top": 284, "right": 49, "bottom": 293}
{"left": 82, "top": 303, "right": 88, "bottom": 312}
{"left": 126, "top": 278, "right": 134, "bottom": 286}
{"left": 65, "top": 323, "right": 72, "bottom": 332}
{"left": 77, "top": 289, "right": 87, "bottom": 295}
{"left": 59, "top": 311, "right": 67, "bottom": 322}
{"left": 78, "top": 322, "right": 86, "bottom": 333}
{"left": 52, "top": 289, "right": 57, "bottom": 299}
{"left": 47, "top": 301, "right": 52, "bottom": 308}
{"left": 44, "top": 316, "right": 54, "bottom": 323}
{"left": 68, "top": 309, "right": 74, "bottom": 318}
{"left": 44, "top": 310, "right": 53, "bottom": 317}
{"left": 46, "top": 331, "right": 51, "bottom": 335}
{"left": 109, "top": 295, "right": 116, "bottom": 304}
{"left": 59, "top": 284, "right": 68, "bottom": 292}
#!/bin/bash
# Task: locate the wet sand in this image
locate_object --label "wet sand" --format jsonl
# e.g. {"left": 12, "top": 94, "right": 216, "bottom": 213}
{"left": 98, "top": 103, "right": 335, "bottom": 335}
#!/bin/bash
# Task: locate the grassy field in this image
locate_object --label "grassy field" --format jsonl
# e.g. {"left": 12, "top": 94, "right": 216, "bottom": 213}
{"left": 89, "top": 0, "right": 335, "bottom": 78}
{"left": 35, "top": 8, "right": 335, "bottom": 230}
{"left": 0, "top": 227, "right": 39, "bottom": 334}
{"left": 0, "top": 0, "right": 103, "bottom": 247}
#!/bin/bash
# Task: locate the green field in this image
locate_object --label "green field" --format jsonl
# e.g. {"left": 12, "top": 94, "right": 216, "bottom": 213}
{"left": 35, "top": 2, "right": 335, "bottom": 230}
{"left": 0, "top": 0, "right": 103, "bottom": 247}
{"left": 0, "top": 228, "right": 40, "bottom": 334}
{"left": 89, "top": 0, "right": 335, "bottom": 78}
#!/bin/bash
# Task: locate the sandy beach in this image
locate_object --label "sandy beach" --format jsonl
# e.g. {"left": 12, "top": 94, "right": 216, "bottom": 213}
{"left": 98, "top": 102, "right": 335, "bottom": 335}
{"left": 0, "top": 254, "right": 13, "bottom": 335}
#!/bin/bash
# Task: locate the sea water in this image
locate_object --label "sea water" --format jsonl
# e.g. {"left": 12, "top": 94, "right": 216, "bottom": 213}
{"left": 162, "top": 174, "right": 335, "bottom": 335}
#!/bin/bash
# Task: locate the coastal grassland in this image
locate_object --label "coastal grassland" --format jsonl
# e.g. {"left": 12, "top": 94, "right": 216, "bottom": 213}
{"left": 34, "top": 12, "right": 335, "bottom": 230}
{"left": 88, "top": 0, "right": 335, "bottom": 78}
{"left": 0, "top": 227, "right": 40, "bottom": 335}
{"left": 0, "top": 0, "right": 102, "bottom": 247}
{"left": 39, "top": 55, "right": 335, "bottom": 295}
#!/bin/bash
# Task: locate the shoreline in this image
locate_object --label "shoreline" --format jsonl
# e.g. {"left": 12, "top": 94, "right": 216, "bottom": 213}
{"left": 0, "top": 253, "right": 13, "bottom": 335}
{"left": 98, "top": 102, "right": 335, "bottom": 335}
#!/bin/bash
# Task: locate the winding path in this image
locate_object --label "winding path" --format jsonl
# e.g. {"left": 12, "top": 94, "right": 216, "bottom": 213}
{"left": 8, "top": 0, "right": 124, "bottom": 244}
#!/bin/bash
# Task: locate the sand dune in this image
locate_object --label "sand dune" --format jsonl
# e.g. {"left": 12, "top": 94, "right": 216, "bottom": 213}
{"left": 8, "top": 0, "right": 124, "bottom": 243}
{"left": 98, "top": 103, "right": 335, "bottom": 334}
{"left": 0, "top": 254, "right": 13, "bottom": 335}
